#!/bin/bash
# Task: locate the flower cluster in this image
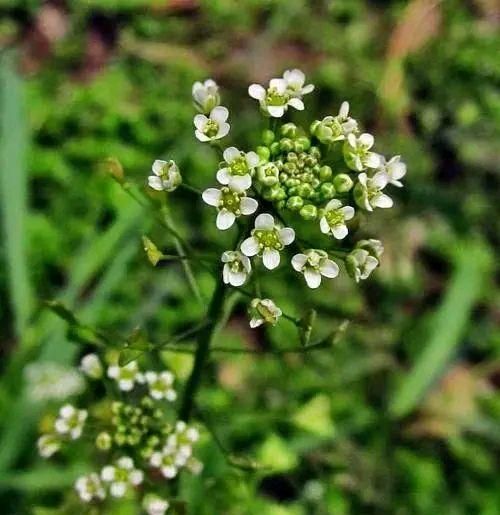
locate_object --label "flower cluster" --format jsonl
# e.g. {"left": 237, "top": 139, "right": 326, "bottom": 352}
{"left": 37, "top": 353, "right": 201, "bottom": 511}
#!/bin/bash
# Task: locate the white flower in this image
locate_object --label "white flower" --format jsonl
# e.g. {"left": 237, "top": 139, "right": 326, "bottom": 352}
{"left": 107, "top": 361, "right": 143, "bottom": 392}
{"left": 75, "top": 473, "right": 105, "bottom": 503}
{"left": 377, "top": 154, "right": 406, "bottom": 187}
{"left": 291, "top": 250, "right": 339, "bottom": 289}
{"left": 357, "top": 238, "right": 384, "bottom": 259}
{"left": 240, "top": 214, "right": 295, "bottom": 270}
{"left": 143, "top": 494, "right": 170, "bottom": 515}
{"left": 145, "top": 371, "right": 177, "bottom": 401}
{"left": 194, "top": 106, "right": 230, "bottom": 142}
{"left": 148, "top": 160, "right": 182, "bottom": 192}
{"left": 202, "top": 183, "right": 258, "bottom": 230}
{"left": 150, "top": 445, "right": 181, "bottom": 479}
{"left": 24, "top": 362, "right": 84, "bottom": 402}
{"left": 248, "top": 78, "right": 304, "bottom": 118}
{"left": 343, "top": 133, "right": 381, "bottom": 171}
{"left": 37, "top": 434, "right": 60, "bottom": 458}
{"left": 186, "top": 457, "right": 204, "bottom": 475}
{"left": 101, "top": 457, "right": 144, "bottom": 498}
{"left": 221, "top": 250, "right": 251, "bottom": 286}
{"left": 312, "top": 101, "right": 358, "bottom": 143}
{"left": 282, "top": 68, "right": 314, "bottom": 98}
{"left": 319, "top": 199, "right": 355, "bottom": 239}
{"left": 216, "top": 146, "right": 259, "bottom": 190}
{"left": 79, "top": 353, "right": 103, "bottom": 379}
{"left": 192, "top": 78, "right": 220, "bottom": 114}
{"left": 54, "top": 404, "right": 87, "bottom": 440}
{"left": 346, "top": 248, "right": 379, "bottom": 282}
{"left": 353, "top": 172, "right": 393, "bottom": 211}
{"left": 248, "top": 298, "right": 282, "bottom": 328}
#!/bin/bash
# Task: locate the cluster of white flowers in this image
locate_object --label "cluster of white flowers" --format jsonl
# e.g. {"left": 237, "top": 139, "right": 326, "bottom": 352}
{"left": 25, "top": 362, "right": 85, "bottom": 402}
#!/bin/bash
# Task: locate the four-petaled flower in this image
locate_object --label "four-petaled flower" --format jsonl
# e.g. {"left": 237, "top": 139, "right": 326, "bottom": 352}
{"left": 166, "top": 421, "right": 200, "bottom": 461}
{"left": 38, "top": 434, "right": 60, "bottom": 458}
{"left": 248, "top": 78, "right": 304, "bottom": 118}
{"left": 54, "top": 404, "right": 87, "bottom": 440}
{"left": 143, "top": 494, "right": 170, "bottom": 515}
{"left": 75, "top": 473, "right": 106, "bottom": 503}
{"left": 150, "top": 444, "right": 185, "bottom": 479}
{"left": 282, "top": 69, "right": 315, "bottom": 98}
{"left": 107, "top": 361, "right": 143, "bottom": 392}
{"left": 148, "top": 160, "right": 182, "bottom": 192}
{"left": 343, "top": 133, "right": 381, "bottom": 171}
{"left": 202, "top": 183, "right": 258, "bottom": 230}
{"left": 145, "top": 371, "right": 177, "bottom": 402}
{"left": 354, "top": 172, "right": 393, "bottom": 211}
{"left": 346, "top": 248, "right": 379, "bottom": 282}
{"left": 192, "top": 78, "right": 220, "bottom": 114}
{"left": 101, "top": 457, "right": 144, "bottom": 498}
{"left": 216, "top": 146, "right": 259, "bottom": 190}
{"left": 194, "top": 106, "right": 230, "bottom": 142}
{"left": 319, "top": 199, "right": 355, "bottom": 239}
{"left": 377, "top": 155, "right": 406, "bottom": 187}
{"left": 312, "top": 101, "right": 358, "bottom": 143}
{"left": 291, "top": 250, "right": 339, "bottom": 289}
{"left": 221, "top": 250, "right": 251, "bottom": 286}
{"left": 248, "top": 298, "right": 282, "bottom": 328}
{"left": 79, "top": 353, "right": 103, "bottom": 379}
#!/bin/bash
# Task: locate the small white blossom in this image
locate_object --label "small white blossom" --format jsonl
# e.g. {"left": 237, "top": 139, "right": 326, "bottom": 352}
{"left": 101, "top": 457, "right": 144, "bottom": 498}
{"left": 37, "top": 434, "right": 60, "bottom": 458}
{"left": 313, "top": 101, "right": 358, "bottom": 143}
{"left": 221, "top": 250, "right": 251, "bottom": 286}
{"left": 143, "top": 494, "right": 170, "bottom": 515}
{"left": 79, "top": 353, "right": 103, "bottom": 379}
{"left": 357, "top": 238, "right": 384, "bottom": 259}
{"left": 248, "top": 78, "right": 304, "bottom": 118}
{"left": 194, "top": 106, "right": 230, "bottom": 142}
{"left": 216, "top": 146, "right": 259, "bottom": 190}
{"left": 145, "top": 371, "right": 177, "bottom": 402}
{"left": 148, "top": 160, "right": 182, "bottom": 192}
{"left": 346, "top": 248, "right": 379, "bottom": 282}
{"left": 202, "top": 183, "right": 258, "bottom": 230}
{"left": 166, "top": 421, "right": 200, "bottom": 461}
{"left": 107, "top": 361, "right": 143, "bottom": 392}
{"left": 377, "top": 154, "right": 406, "bottom": 187}
{"left": 54, "top": 404, "right": 87, "bottom": 440}
{"left": 75, "top": 473, "right": 106, "bottom": 503}
{"left": 319, "top": 199, "right": 355, "bottom": 239}
{"left": 150, "top": 445, "right": 182, "bottom": 479}
{"left": 282, "top": 68, "right": 314, "bottom": 98}
{"left": 343, "top": 133, "right": 381, "bottom": 171}
{"left": 24, "top": 362, "right": 84, "bottom": 402}
{"left": 240, "top": 214, "right": 295, "bottom": 270}
{"left": 186, "top": 456, "right": 204, "bottom": 475}
{"left": 354, "top": 172, "right": 393, "bottom": 211}
{"left": 291, "top": 250, "right": 339, "bottom": 289}
{"left": 192, "top": 78, "right": 220, "bottom": 114}
{"left": 248, "top": 298, "right": 282, "bottom": 328}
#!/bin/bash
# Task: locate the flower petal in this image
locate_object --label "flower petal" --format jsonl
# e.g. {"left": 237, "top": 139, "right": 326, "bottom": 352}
{"left": 359, "top": 133, "right": 374, "bottom": 148}
{"left": 291, "top": 253, "right": 307, "bottom": 271}
{"left": 279, "top": 227, "right": 295, "bottom": 245}
{"left": 255, "top": 213, "right": 274, "bottom": 230}
{"left": 217, "top": 122, "right": 230, "bottom": 139}
{"left": 216, "top": 209, "right": 236, "bottom": 230}
{"left": 319, "top": 217, "right": 330, "bottom": 234}
{"left": 216, "top": 168, "right": 231, "bottom": 185}
{"left": 211, "top": 106, "right": 229, "bottom": 123}
{"left": 366, "top": 152, "right": 381, "bottom": 168}
{"left": 223, "top": 146, "right": 240, "bottom": 163}
{"left": 267, "top": 105, "right": 286, "bottom": 118}
{"left": 304, "top": 269, "right": 322, "bottom": 289}
{"left": 262, "top": 248, "right": 280, "bottom": 270}
{"left": 148, "top": 176, "right": 164, "bottom": 191}
{"left": 240, "top": 197, "right": 258, "bottom": 215}
{"left": 372, "top": 171, "right": 389, "bottom": 189}
{"left": 246, "top": 151, "right": 259, "bottom": 168}
{"left": 240, "top": 237, "right": 259, "bottom": 256}
{"left": 152, "top": 160, "right": 167, "bottom": 175}
{"left": 341, "top": 206, "right": 355, "bottom": 220}
{"left": 339, "top": 101, "right": 349, "bottom": 118}
{"left": 325, "top": 198, "right": 342, "bottom": 211}
{"left": 193, "top": 114, "right": 207, "bottom": 131}
{"left": 301, "top": 84, "right": 315, "bottom": 94}
{"left": 288, "top": 98, "right": 304, "bottom": 110}
{"left": 230, "top": 174, "right": 251, "bottom": 191}
{"left": 332, "top": 224, "right": 348, "bottom": 239}
{"left": 229, "top": 270, "right": 247, "bottom": 286}
{"left": 372, "top": 193, "right": 393, "bottom": 209}
{"left": 270, "top": 78, "right": 287, "bottom": 93}
{"left": 248, "top": 84, "right": 266, "bottom": 100}
{"left": 202, "top": 188, "right": 221, "bottom": 206}
{"left": 195, "top": 130, "right": 210, "bottom": 142}
{"left": 320, "top": 259, "right": 339, "bottom": 278}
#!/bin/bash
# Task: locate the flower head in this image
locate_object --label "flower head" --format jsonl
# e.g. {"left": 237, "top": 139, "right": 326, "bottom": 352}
{"left": 282, "top": 69, "right": 314, "bottom": 98}
{"left": 291, "top": 250, "right": 339, "bottom": 289}
{"left": 202, "top": 183, "right": 258, "bottom": 230}
{"left": 75, "top": 473, "right": 106, "bottom": 503}
{"left": 353, "top": 172, "right": 393, "bottom": 211}
{"left": 143, "top": 494, "right": 170, "bottom": 515}
{"left": 343, "top": 133, "right": 381, "bottom": 171}
{"left": 221, "top": 250, "right": 251, "bottom": 286}
{"left": 101, "top": 457, "right": 144, "bottom": 498}
{"left": 194, "top": 106, "right": 230, "bottom": 142}
{"left": 54, "top": 404, "right": 87, "bottom": 440}
{"left": 240, "top": 214, "right": 295, "bottom": 270}
{"left": 148, "top": 160, "right": 182, "bottom": 192}
{"left": 311, "top": 101, "right": 358, "bottom": 144}
{"left": 107, "top": 361, "right": 143, "bottom": 392}
{"left": 192, "top": 79, "right": 220, "bottom": 114}
{"left": 346, "top": 248, "right": 379, "bottom": 282}
{"left": 79, "top": 353, "right": 103, "bottom": 379}
{"left": 319, "top": 199, "right": 355, "bottom": 239}
{"left": 216, "top": 146, "right": 259, "bottom": 190}
{"left": 377, "top": 154, "right": 406, "bottom": 187}
{"left": 37, "top": 434, "right": 60, "bottom": 458}
{"left": 248, "top": 78, "right": 304, "bottom": 118}
{"left": 150, "top": 444, "right": 183, "bottom": 479}
{"left": 248, "top": 298, "right": 282, "bottom": 328}
{"left": 145, "top": 371, "right": 177, "bottom": 401}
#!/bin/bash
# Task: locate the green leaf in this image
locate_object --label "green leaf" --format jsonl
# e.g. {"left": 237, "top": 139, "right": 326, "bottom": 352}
{"left": 292, "top": 394, "right": 335, "bottom": 437}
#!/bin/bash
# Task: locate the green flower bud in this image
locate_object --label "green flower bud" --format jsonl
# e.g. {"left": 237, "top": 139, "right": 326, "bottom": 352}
{"left": 357, "top": 239, "right": 384, "bottom": 259}
{"left": 310, "top": 146, "right": 321, "bottom": 159}
{"left": 287, "top": 196, "right": 304, "bottom": 211}
{"left": 283, "top": 162, "right": 297, "bottom": 174}
{"left": 276, "top": 200, "right": 286, "bottom": 209}
{"left": 300, "top": 204, "right": 318, "bottom": 220}
{"left": 298, "top": 183, "right": 313, "bottom": 198}
{"left": 280, "top": 138, "right": 294, "bottom": 152}
{"left": 333, "top": 173, "right": 354, "bottom": 193}
{"left": 96, "top": 432, "right": 112, "bottom": 451}
{"left": 256, "top": 145, "right": 270, "bottom": 162}
{"left": 287, "top": 152, "right": 298, "bottom": 163}
{"left": 279, "top": 172, "right": 289, "bottom": 182}
{"left": 296, "top": 137, "right": 311, "bottom": 151}
{"left": 310, "top": 120, "right": 321, "bottom": 135}
{"left": 281, "top": 123, "right": 298, "bottom": 138}
{"left": 270, "top": 142, "right": 280, "bottom": 155}
{"left": 320, "top": 182, "right": 336, "bottom": 199}
{"left": 257, "top": 163, "right": 279, "bottom": 186}
{"left": 319, "top": 165, "right": 333, "bottom": 181}
{"left": 114, "top": 433, "right": 127, "bottom": 446}
{"left": 262, "top": 185, "right": 281, "bottom": 201}
{"left": 262, "top": 130, "right": 275, "bottom": 146}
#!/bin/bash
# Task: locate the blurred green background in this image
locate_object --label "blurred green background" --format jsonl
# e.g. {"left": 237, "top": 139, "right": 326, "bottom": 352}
{"left": 0, "top": 0, "right": 499, "bottom": 513}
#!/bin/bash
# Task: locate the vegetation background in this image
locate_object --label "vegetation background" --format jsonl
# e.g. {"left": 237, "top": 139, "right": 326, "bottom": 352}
{"left": 0, "top": 0, "right": 499, "bottom": 513}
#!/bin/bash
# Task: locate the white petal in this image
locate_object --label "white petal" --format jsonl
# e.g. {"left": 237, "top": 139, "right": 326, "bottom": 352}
{"left": 229, "top": 270, "right": 247, "bottom": 287}
{"left": 211, "top": 106, "right": 229, "bottom": 123}
{"left": 372, "top": 193, "right": 393, "bottom": 208}
{"left": 325, "top": 199, "right": 342, "bottom": 211}
{"left": 110, "top": 482, "right": 126, "bottom": 498}
{"left": 255, "top": 213, "right": 274, "bottom": 230}
{"left": 130, "top": 470, "right": 143, "bottom": 486}
{"left": 347, "top": 133, "right": 357, "bottom": 147}
{"left": 195, "top": 130, "right": 210, "bottom": 142}
{"left": 193, "top": 114, "right": 207, "bottom": 131}
{"left": 250, "top": 318, "right": 263, "bottom": 328}
{"left": 240, "top": 197, "right": 258, "bottom": 215}
{"left": 389, "top": 161, "right": 406, "bottom": 180}
{"left": 357, "top": 173, "right": 368, "bottom": 186}
{"left": 240, "top": 237, "right": 259, "bottom": 256}
{"left": 284, "top": 68, "right": 304, "bottom": 86}
{"left": 262, "top": 248, "right": 280, "bottom": 270}
{"left": 217, "top": 122, "right": 230, "bottom": 138}
{"left": 288, "top": 98, "right": 304, "bottom": 110}
{"left": 270, "top": 78, "right": 287, "bottom": 93}
{"left": 223, "top": 265, "right": 231, "bottom": 284}
{"left": 301, "top": 84, "right": 315, "bottom": 94}
{"left": 202, "top": 188, "right": 221, "bottom": 206}
{"left": 216, "top": 209, "right": 236, "bottom": 230}
{"left": 278, "top": 227, "right": 295, "bottom": 245}
{"left": 230, "top": 174, "right": 251, "bottom": 191}
{"left": 366, "top": 152, "right": 381, "bottom": 168}
{"left": 359, "top": 133, "right": 374, "bottom": 148}
{"left": 245, "top": 151, "right": 259, "bottom": 168}
{"left": 304, "top": 269, "right": 322, "bottom": 289}
{"left": 152, "top": 160, "right": 167, "bottom": 175}
{"left": 372, "top": 171, "right": 389, "bottom": 189}
{"left": 216, "top": 168, "right": 231, "bottom": 185}
{"left": 148, "top": 176, "right": 164, "bottom": 191}
{"left": 332, "top": 224, "right": 348, "bottom": 239}
{"left": 248, "top": 84, "right": 266, "bottom": 100}
{"left": 339, "top": 101, "right": 349, "bottom": 118}
{"left": 223, "top": 146, "right": 240, "bottom": 163}
{"left": 341, "top": 206, "right": 355, "bottom": 220}
{"left": 291, "top": 254, "right": 307, "bottom": 271}
{"left": 319, "top": 217, "right": 330, "bottom": 234}
{"left": 267, "top": 105, "right": 286, "bottom": 118}
{"left": 101, "top": 466, "right": 115, "bottom": 481}
{"left": 320, "top": 259, "right": 339, "bottom": 278}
